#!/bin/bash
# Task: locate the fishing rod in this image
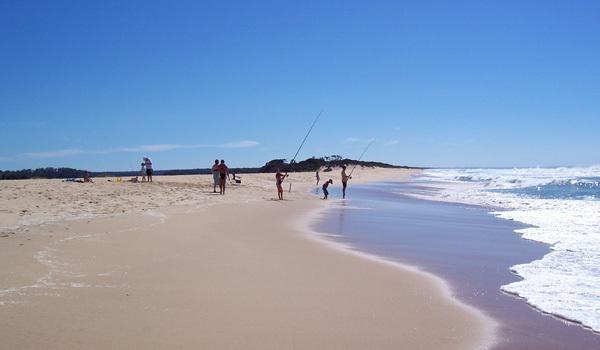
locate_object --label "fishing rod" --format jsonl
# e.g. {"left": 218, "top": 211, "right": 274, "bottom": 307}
{"left": 290, "top": 110, "right": 322, "bottom": 164}
{"left": 286, "top": 110, "right": 323, "bottom": 192}
{"left": 348, "top": 140, "right": 374, "bottom": 177}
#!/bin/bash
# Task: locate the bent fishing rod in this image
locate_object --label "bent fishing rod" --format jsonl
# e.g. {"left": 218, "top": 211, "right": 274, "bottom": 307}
{"left": 285, "top": 110, "right": 323, "bottom": 191}
{"left": 290, "top": 110, "right": 322, "bottom": 164}
{"left": 348, "top": 140, "right": 374, "bottom": 177}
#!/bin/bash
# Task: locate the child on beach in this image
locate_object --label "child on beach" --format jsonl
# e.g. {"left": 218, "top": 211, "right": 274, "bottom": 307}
{"left": 275, "top": 169, "right": 288, "bottom": 200}
{"left": 140, "top": 163, "right": 146, "bottom": 182}
{"left": 322, "top": 179, "right": 333, "bottom": 199}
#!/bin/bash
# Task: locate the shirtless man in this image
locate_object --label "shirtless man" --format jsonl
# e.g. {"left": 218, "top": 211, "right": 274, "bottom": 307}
{"left": 275, "top": 169, "right": 288, "bottom": 200}
{"left": 218, "top": 159, "right": 229, "bottom": 195}
{"left": 341, "top": 165, "right": 352, "bottom": 199}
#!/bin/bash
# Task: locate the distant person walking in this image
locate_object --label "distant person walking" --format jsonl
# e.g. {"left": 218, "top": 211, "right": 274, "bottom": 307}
{"left": 341, "top": 165, "right": 352, "bottom": 199}
{"left": 322, "top": 179, "right": 333, "bottom": 199}
{"left": 315, "top": 170, "right": 320, "bottom": 186}
{"left": 275, "top": 169, "right": 288, "bottom": 200}
{"left": 140, "top": 162, "right": 147, "bottom": 182}
{"left": 218, "top": 159, "right": 229, "bottom": 195}
{"left": 143, "top": 157, "right": 153, "bottom": 182}
{"left": 211, "top": 159, "right": 220, "bottom": 193}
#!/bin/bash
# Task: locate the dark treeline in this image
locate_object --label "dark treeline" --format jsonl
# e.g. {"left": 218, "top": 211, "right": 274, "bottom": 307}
{"left": 0, "top": 167, "right": 89, "bottom": 180}
{"left": 1, "top": 156, "right": 421, "bottom": 180}
{"left": 259, "top": 155, "right": 416, "bottom": 173}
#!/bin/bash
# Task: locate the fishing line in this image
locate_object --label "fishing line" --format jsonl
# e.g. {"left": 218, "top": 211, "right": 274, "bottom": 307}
{"left": 290, "top": 110, "right": 322, "bottom": 164}
{"left": 349, "top": 140, "right": 374, "bottom": 176}
{"left": 286, "top": 110, "right": 323, "bottom": 192}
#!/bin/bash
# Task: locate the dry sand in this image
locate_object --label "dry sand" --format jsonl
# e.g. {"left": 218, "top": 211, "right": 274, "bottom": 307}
{"left": 0, "top": 168, "right": 495, "bottom": 349}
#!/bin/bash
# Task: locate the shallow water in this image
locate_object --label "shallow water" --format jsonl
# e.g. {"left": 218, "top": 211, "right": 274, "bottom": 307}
{"left": 315, "top": 181, "right": 600, "bottom": 350}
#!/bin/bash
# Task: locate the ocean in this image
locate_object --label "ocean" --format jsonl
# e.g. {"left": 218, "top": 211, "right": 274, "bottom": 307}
{"left": 314, "top": 166, "right": 600, "bottom": 349}
{"left": 417, "top": 167, "right": 600, "bottom": 333}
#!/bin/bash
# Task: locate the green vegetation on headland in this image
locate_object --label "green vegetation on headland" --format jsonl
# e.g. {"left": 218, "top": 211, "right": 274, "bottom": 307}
{"left": 0, "top": 156, "right": 422, "bottom": 180}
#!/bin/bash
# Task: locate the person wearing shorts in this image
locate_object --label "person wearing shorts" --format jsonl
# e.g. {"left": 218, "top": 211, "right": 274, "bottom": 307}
{"left": 218, "top": 159, "right": 229, "bottom": 195}
{"left": 211, "top": 159, "right": 220, "bottom": 193}
{"left": 322, "top": 179, "right": 333, "bottom": 199}
{"left": 341, "top": 165, "right": 351, "bottom": 199}
{"left": 144, "top": 157, "right": 153, "bottom": 182}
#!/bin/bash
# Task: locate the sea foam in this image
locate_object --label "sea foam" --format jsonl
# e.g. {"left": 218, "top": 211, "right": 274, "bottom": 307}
{"left": 412, "top": 167, "right": 600, "bottom": 332}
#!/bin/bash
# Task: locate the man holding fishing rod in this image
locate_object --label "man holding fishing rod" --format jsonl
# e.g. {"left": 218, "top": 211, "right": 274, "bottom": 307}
{"left": 284, "top": 110, "right": 322, "bottom": 195}
{"left": 341, "top": 165, "right": 352, "bottom": 199}
{"left": 275, "top": 168, "right": 289, "bottom": 200}
{"left": 342, "top": 140, "right": 373, "bottom": 199}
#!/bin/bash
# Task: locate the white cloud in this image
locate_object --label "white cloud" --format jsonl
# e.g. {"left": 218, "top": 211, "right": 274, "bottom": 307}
{"left": 220, "top": 140, "right": 259, "bottom": 148}
{"left": 385, "top": 140, "right": 400, "bottom": 146}
{"left": 18, "top": 140, "right": 260, "bottom": 159}
{"left": 345, "top": 137, "right": 375, "bottom": 144}
{"left": 114, "top": 144, "right": 185, "bottom": 153}
{"left": 24, "top": 148, "right": 84, "bottom": 159}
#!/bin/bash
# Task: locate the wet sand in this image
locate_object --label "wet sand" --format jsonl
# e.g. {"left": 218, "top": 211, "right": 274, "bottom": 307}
{"left": 316, "top": 181, "right": 600, "bottom": 350}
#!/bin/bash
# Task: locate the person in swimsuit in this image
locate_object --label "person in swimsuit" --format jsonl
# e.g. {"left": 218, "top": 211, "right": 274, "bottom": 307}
{"left": 140, "top": 162, "right": 146, "bottom": 182}
{"left": 341, "top": 165, "right": 352, "bottom": 199}
{"left": 322, "top": 179, "right": 333, "bottom": 199}
{"left": 218, "top": 159, "right": 229, "bottom": 195}
{"left": 211, "top": 159, "right": 220, "bottom": 193}
{"left": 315, "top": 170, "right": 320, "bottom": 186}
{"left": 275, "top": 168, "right": 288, "bottom": 200}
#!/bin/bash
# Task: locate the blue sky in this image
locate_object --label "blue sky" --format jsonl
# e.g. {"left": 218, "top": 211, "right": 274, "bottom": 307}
{"left": 1, "top": 0, "right": 599, "bottom": 171}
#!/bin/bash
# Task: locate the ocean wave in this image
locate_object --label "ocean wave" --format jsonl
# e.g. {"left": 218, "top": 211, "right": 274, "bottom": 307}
{"left": 415, "top": 166, "right": 600, "bottom": 332}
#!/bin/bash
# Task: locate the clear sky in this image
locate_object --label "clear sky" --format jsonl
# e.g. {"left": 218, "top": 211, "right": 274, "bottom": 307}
{"left": 1, "top": 0, "right": 599, "bottom": 171}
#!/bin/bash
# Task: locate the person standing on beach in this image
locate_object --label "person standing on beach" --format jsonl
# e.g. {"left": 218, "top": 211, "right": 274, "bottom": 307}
{"left": 218, "top": 159, "right": 229, "bottom": 195}
{"left": 315, "top": 170, "right": 320, "bottom": 186}
{"left": 275, "top": 169, "right": 288, "bottom": 200}
{"left": 140, "top": 162, "right": 146, "bottom": 182}
{"left": 211, "top": 159, "right": 220, "bottom": 193}
{"left": 144, "top": 157, "right": 153, "bottom": 183}
{"left": 341, "top": 165, "right": 352, "bottom": 199}
{"left": 322, "top": 179, "right": 333, "bottom": 199}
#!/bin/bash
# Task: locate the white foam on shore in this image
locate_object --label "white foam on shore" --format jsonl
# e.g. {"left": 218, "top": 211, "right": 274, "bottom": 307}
{"left": 413, "top": 167, "right": 600, "bottom": 333}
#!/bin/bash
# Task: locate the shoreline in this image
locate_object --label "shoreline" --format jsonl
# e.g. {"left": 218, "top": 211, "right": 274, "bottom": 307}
{"left": 398, "top": 180, "right": 600, "bottom": 336}
{"left": 1, "top": 169, "right": 491, "bottom": 349}
{"left": 315, "top": 181, "right": 600, "bottom": 349}
{"left": 297, "top": 202, "right": 497, "bottom": 348}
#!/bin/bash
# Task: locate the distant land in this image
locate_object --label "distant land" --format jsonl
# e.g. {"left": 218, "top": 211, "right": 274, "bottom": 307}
{"left": 0, "top": 156, "right": 422, "bottom": 180}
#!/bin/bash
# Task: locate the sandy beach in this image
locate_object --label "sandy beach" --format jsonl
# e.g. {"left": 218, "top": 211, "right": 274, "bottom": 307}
{"left": 0, "top": 168, "right": 493, "bottom": 349}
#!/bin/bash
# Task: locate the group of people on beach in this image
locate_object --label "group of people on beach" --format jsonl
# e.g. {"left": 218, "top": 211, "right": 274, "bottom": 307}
{"left": 274, "top": 165, "right": 352, "bottom": 201}
{"left": 138, "top": 157, "right": 153, "bottom": 183}
{"left": 133, "top": 155, "right": 353, "bottom": 200}
{"left": 211, "top": 159, "right": 230, "bottom": 195}
{"left": 320, "top": 165, "right": 352, "bottom": 200}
